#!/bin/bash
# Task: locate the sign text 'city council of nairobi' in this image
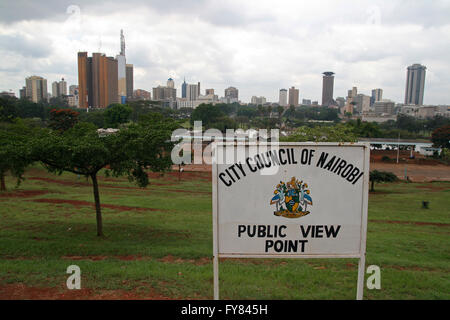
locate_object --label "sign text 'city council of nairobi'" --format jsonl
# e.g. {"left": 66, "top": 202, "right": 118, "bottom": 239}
{"left": 213, "top": 143, "right": 370, "bottom": 258}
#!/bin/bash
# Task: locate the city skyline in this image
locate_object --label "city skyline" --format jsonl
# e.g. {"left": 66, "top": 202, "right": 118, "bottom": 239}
{"left": 1, "top": 1, "right": 450, "bottom": 104}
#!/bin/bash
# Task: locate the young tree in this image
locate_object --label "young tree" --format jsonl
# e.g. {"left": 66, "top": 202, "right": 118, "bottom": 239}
{"left": 369, "top": 170, "right": 398, "bottom": 192}
{"left": 31, "top": 117, "right": 179, "bottom": 236}
{"left": 0, "top": 121, "right": 34, "bottom": 191}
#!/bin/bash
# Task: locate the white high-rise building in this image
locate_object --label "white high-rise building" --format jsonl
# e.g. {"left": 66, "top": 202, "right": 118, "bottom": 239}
{"left": 116, "top": 29, "right": 128, "bottom": 103}
{"left": 279, "top": 89, "right": 288, "bottom": 107}
{"left": 251, "top": 96, "right": 266, "bottom": 105}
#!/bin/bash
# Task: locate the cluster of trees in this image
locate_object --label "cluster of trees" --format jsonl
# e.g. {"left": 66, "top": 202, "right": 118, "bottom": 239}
{"left": 0, "top": 101, "right": 181, "bottom": 236}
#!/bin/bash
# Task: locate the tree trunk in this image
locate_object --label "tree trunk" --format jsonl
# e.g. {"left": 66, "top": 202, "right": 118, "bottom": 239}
{"left": 91, "top": 173, "right": 103, "bottom": 236}
{"left": 0, "top": 173, "right": 6, "bottom": 191}
{"left": 370, "top": 180, "right": 375, "bottom": 192}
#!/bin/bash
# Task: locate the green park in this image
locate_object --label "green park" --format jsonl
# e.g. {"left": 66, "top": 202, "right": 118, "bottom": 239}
{"left": 0, "top": 97, "right": 449, "bottom": 299}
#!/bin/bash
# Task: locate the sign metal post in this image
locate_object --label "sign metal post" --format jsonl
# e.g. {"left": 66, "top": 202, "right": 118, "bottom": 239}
{"left": 212, "top": 142, "right": 370, "bottom": 300}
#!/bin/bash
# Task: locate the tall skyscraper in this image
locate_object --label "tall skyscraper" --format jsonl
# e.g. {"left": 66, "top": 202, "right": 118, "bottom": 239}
{"left": 279, "top": 89, "right": 288, "bottom": 107}
{"left": 77, "top": 52, "right": 119, "bottom": 108}
{"left": 187, "top": 83, "right": 199, "bottom": 101}
{"left": 116, "top": 30, "right": 127, "bottom": 103}
{"left": 182, "top": 78, "right": 187, "bottom": 98}
{"left": 288, "top": 86, "right": 299, "bottom": 107}
{"left": 25, "top": 75, "right": 47, "bottom": 103}
{"left": 405, "top": 64, "right": 426, "bottom": 105}
{"left": 371, "top": 88, "right": 383, "bottom": 106}
{"left": 321, "top": 72, "right": 335, "bottom": 107}
{"left": 126, "top": 64, "right": 133, "bottom": 99}
{"left": 167, "top": 78, "right": 174, "bottom": 88}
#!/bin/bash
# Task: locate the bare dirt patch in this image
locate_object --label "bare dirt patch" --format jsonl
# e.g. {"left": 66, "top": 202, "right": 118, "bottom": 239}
{"left": 29, "top": 198, "right": 163, "bottom": 212}
{"left": 0, "top": 283, "right": 171, "bottom": 300}
{"left": 158, "top": 255, "right": 211, "bottom": 266}
{"left": 370, "top": 163, "right": 450, "bottom": 182}
{"left": 61, "top": 255, "right": 147, "bottom": 261}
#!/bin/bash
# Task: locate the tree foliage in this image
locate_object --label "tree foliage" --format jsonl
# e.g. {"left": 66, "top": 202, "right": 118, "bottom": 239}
{"left": 31, "top": 116, "right": 180, "bottom": 236}
{"left": 49, "top": 108, "right": 79, "bottom": 132}
{"left": 431, "top": 125, "right": 450, "bottom": 149}
{"left": 282, "top": 124, "right": 358, "bottom": 142}
{"left": 0, "top": 120, "right": 35, "bottom": 191}
{"left": 190, "top": 104, "right": 225, "bottom": 129}
{"left": 104, "top": 104, "right": 132, "bottom": 128}
{"left": 369, "top": 170, "right": 398, "bottom": 191}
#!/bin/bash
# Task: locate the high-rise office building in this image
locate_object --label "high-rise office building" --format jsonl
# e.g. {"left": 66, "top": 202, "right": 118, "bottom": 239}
{"left": 370, "top": 88, "right": 383, "bottom": 106}
{"left": 77, "top": 52, "right": 119, "bottom": 108}
{"left": 126, "top": 64, "right": 133, "bottom": 99}
{"left": 116, "top": 30, "right": 127, "bottom": 102}
{"left": 353, "top": 94, "right": 371, "bottom": 113}
{"left": 371, "top": 88, "right": 383, "bottom": 102}
{"left": 321, "top": 72, "right": 335, "bottom": 107}
{"left": 205, "top": 88, "right": 214, "bottom": 95}
{"left": 279, "top": 89, "right": 288, "bottom": 107}
{"left": 182, "top": 78, "right": 187, "bottom": 98}
{"left": 251, "top": 96, "right": 266, "bottom": 105}
{"left": 187, "top": 84, "right": 199, "bottom": 101}
{"left": 225, "top": 87, "right": 239, "bottom": 100}
{"left": 167, "top": 78, "right": 175, "bottom": 88}
{"left": 153, "top": 85, "right": 176, "bottom": 100}
{"left": 152, "top": 81, "right": 176, "bottom": 108}
{"left": 52, "top": 78, "right": 67, "bottom": 98}
{"left": 288, "top": 87, "right": 299, "bottom": 107}
{"left": 67, "top": 85, "right": 79, "bottom": 107}
{"left": 405, "top": 64, "right": 426, "bottom": 105}
{"left": 25, "top": 75, "right": 47, "bottom": 103}
{"left": 133, "top": 89, "right": 151, "bottom": 100}
{"left": 19, "top": 87, "right": 26, "bottom": 99}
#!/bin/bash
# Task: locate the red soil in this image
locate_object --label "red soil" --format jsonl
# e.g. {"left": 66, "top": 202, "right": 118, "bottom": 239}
{"left": 0, "top": 190, "right": 49, "bottom": 198}
{"left": 158, "top": 254, "right": 211, "bottom": 266}
{"left": 61, "top": 255, "right": 146, "bottom": 261}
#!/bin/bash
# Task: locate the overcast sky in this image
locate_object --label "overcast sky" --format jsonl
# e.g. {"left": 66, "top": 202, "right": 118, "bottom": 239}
{"left": 1, "top": 0, "right": 450, "bottom": 104}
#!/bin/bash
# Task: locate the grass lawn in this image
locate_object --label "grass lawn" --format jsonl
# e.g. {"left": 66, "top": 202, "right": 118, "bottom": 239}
{"left": 0, "top": 164, "right": 449, "bottom": 299}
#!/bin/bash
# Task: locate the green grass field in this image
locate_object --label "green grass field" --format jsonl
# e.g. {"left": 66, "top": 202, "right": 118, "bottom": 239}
{"left": 0, "top": 164, "right": 449, "bottom": 299}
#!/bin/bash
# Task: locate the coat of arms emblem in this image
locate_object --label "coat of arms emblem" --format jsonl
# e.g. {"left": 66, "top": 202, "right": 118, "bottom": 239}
{"left": 270, "top": 177, "right": 313, "bottom": 218}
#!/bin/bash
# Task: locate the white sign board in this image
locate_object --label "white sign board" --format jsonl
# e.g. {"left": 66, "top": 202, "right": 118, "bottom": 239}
{"left": 212, "top": 142, "right": 370, "bottom": 299}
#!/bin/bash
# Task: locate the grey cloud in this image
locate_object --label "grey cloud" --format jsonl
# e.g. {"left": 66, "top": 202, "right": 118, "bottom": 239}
{"left": 0, "top": 34, "right": 51, "bottom": 58}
